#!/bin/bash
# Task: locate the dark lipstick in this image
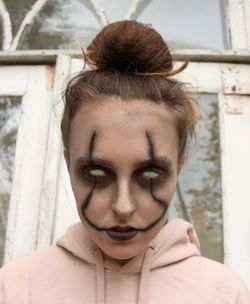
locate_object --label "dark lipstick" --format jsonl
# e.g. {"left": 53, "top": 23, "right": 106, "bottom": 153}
{"left": 106, "top": 226, "right": 138, "bottom": 241}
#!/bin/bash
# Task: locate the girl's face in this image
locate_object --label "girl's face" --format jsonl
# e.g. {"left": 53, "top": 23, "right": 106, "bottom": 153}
{"left": 66, "top": 98, "right": 183, "bottom": 262}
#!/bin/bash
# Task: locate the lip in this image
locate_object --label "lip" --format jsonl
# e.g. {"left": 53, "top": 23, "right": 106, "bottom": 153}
{"left": 106, "top": 226, "right": 138, "bottom": 241}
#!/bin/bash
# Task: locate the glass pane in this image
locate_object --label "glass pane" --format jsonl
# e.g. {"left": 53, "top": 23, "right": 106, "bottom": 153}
{"left": 20, "top": 0, "right": 101, "bottom": 50}
{"left": 1, "top": 0, "right": 229, "bottom": 50}
{"left": 5, "top": 0, "right": 36, "bottom": 36}
{"left": 101, "top": 0, "right": 130, "bottom": 22}
{"left": 169, "top": 94, "right": 223, "bottom": 263}
{"left": 0, "top": 97, "right": 22, "bottom": 265}
{"left": 136, "top": 0, "right": 229, "bottom": 50}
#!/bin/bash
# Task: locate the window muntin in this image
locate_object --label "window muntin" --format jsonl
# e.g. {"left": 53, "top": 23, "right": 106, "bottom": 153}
{"left": 0, "top": 0, "right": 229, "bottom": 50}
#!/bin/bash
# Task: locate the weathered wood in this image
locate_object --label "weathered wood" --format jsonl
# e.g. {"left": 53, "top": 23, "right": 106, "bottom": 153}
{"left": 218, "top": 92, "right": 250, "bottom": 287}
{"left": 35, "top": 55, "right": 71, "bottom": 249}
{"left": 87, "top": 0, "right": 109, "bottom": 26}
{"left": 0, "top": 49, "right": 250, "bottom": 65}
{"left": 0, "top": 0, "right": 12, "bottom": 50}
{"left": 10, "top": 0, "right": 49, "bottom": 51}
{"left": 125, "top": 0, "right": 143, "bottom": 20}
{"left": 4, "top": 66, "right": 50, "bottom": 262}
{"left": 227, "top": 0, "right": 250, "bottom": 50}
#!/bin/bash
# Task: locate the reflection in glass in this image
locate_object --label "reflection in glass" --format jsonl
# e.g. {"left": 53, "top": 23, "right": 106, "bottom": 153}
{"left": 136, "top": 0, "right": 228, "bottom": 50}
{"left": 4, "top": 0, "right": 36, "bottom": 35}
{"left": 169, "top": 94, "right": 223, "bottom": 262}
{"left": 102, "top": 0, "right": 130, "bottom": 22}
{"left": 1, "top": 0, "right": 229, "bottom": 50}
{"left": 21, "top": 0, "right": 101, "bottom": 49}
{"left": 0, "top": 97, "right": 22, "bottom": 265}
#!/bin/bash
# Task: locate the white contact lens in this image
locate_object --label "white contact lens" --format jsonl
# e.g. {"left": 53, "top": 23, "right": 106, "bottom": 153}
{"left": 142, "top": 170, "right": 159, "bottom": 179}
{"left": 89, "top": 168, "right": 106, "bottom": 177}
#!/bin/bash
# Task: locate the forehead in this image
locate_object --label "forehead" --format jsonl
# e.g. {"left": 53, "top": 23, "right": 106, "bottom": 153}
{"left": 69, "top": 98, "right": 179, "bottom": 160}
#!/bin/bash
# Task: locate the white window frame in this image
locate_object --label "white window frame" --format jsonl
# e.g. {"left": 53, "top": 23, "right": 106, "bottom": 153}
{"left": 0, "top": 64, "right": 52, "bottom": 261}
{"left": 52, "top": 57, "right": 250, "bottom": 286}
{"left": 0, "top": 0, "right": 249, "bottom": 289}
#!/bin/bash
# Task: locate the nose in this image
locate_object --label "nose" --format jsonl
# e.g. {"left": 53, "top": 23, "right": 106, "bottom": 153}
{"left": 112, "top": 179, "right": 135, "bottom": 219}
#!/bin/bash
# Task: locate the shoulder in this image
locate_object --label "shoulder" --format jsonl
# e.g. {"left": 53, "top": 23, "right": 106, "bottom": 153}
{"left": 0, "top": 246, "right": 66, "bottom": 288}
{"left": 188, "top": 256, "right": 250, "bottom": 303}
{"left": 0, "top": 245, "right": 70, "bottom": 301}
{"left": 0, "top": 246, "right": 57, "bottom": 278}
{"left": 1, "top": 245, "right": 66, "bottom": 274}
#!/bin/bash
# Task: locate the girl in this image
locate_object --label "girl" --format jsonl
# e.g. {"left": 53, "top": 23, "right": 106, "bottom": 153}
{"left": 1, "top": 20, "right": 249, "bottom": 304}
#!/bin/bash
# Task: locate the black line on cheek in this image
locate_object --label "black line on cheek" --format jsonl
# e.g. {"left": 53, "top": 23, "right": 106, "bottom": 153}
{"left": 81, "top": 178, "right": 96, "bottom": 211}
{"left": 80, "top": 178, "right": 104, "bottom": 231}
{"left": 80, "top": 130, "right": 105, "bottom": 231}
{"left": 137, "top": 132, "right": 168, "bottom": 231}
{"left": 145, "top": 131, "right": 155, "bottom": 160}
{"left": 150, "top": 180, "right": 166, "bottom": 209}
{"left": 89, "top": 131, "right": 96, "bottom": 160}
{"left": 137, "top": 179, "right": 168, "bottom": 232}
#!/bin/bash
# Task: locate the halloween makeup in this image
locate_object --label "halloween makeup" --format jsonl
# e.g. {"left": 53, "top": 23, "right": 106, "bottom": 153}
{"left": 68, "top": 99, "right": 180, "bottom": 261}
{"left": 80, "top": 130, "right": 169, "bottom": 235}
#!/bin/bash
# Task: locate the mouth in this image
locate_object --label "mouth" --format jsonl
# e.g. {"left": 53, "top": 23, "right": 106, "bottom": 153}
{"left": 106, "top": 226, "right": 138, "bottom": 241}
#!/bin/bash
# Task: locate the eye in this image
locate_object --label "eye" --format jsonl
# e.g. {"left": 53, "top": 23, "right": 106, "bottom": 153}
{"left": 79, "top": 165, "right": 113, "bottom": 186}
{"left": 141, "top": 170, "right": 160, "bottom": 179}
{"left": 136, "top": 167, "right": 165, "bottom": 188}
{"left": 88, "top": 168, "right": 106, "bottom": 177}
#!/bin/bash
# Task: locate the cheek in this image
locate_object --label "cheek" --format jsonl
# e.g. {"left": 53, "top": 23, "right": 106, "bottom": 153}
{"left": 156, "top": 178, "right": 178, "bottom": 200}
{"left": 82, "top": 186, "right": 114, "bottom": 218}
{"left": 135, "top": 177, "right": 177, "bottom": 210}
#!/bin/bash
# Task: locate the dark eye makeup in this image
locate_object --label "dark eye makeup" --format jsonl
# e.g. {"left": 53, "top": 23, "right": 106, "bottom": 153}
{"left": 135, "top": 165, "right": 169, "bottom": 187}
{"left": 78, "top": 164, "right": 114, "bottom": 185}
{"left": 76, "top": 160, "right": 170, "bottom": 188}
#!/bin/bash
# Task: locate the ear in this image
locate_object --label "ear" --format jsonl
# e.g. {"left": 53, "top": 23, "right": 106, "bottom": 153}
{"left": 64, "top": 149, "right": 70, "bottom": 172}
{"left": 177, "top": 154, "right": 185, "bottom": 175}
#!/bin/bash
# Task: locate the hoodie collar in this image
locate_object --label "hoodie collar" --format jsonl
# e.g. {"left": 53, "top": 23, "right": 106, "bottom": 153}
{"left": 56, "top": 218, "right": 201, "bottom": 273}
{"left": 56, "top": 219, "right": 201, "bottom": 304}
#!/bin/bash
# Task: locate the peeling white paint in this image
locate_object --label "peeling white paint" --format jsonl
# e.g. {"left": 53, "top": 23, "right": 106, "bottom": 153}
{"left": 125, "top": 0, "right": 143, "bottom": 20}
{"left": 0, "top": 0, "right": 49, "bottom": 51}
{"left": 227, "top": 0, "right": 250, "bottom": 50}
{"left": 87, "top": 0, "right": 109, "bottom": 26}
{"left": 0, "top": 0, "right": 12, "bottom": 50}
{"left": 10, "top": 0, "right": 49, "bottom": 51}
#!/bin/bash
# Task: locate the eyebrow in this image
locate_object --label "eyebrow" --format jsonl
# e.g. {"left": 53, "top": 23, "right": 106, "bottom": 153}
{"left": 75, "top": 155, "right": 172, "bottom": 170}
{"left": 88, "top": 131, "right": 97, "bottom": 161}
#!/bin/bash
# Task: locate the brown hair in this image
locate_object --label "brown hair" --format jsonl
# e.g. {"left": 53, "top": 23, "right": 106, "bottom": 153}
{"left": 61, "top": 20, "right": 198, "bottom": 158}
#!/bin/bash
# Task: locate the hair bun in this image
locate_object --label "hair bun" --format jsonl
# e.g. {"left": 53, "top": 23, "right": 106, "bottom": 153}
{"left": 86, "top": 20, "right": 173, "bottom": 74}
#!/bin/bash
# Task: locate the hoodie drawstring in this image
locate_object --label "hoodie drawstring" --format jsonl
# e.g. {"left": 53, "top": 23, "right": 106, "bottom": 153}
{"left": 95, "top": 249, "right": 105, "bottom": 304}
{"left": 94, "top": 247, "right": 155, "bottom": 304}
{"left": 138, "top": 247, "right": 155, "bottom": 304}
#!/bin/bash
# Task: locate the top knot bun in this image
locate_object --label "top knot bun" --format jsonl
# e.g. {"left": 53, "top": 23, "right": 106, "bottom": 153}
{"left": 86, "top": 20, "right": 173, "bottom": 74}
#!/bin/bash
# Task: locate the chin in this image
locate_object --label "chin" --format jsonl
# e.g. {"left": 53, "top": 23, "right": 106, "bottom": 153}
{"left": 96, "top": 229, "right": 159, "bottom": 262}
{"left": 102, "top": 242, "right": 146, "bottom": 261}
{"left": 84, "top": 219, "right": 165, "bottom": 262}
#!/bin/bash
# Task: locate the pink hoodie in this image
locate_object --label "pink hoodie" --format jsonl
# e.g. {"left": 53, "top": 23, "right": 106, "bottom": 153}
{"left": 0, "top": 219, "right": 249, "bottom": 304}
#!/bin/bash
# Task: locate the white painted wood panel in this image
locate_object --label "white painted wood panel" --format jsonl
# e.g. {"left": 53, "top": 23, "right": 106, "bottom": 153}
{"left": 176, "top": 62, "right": 221, "bottom": 93}
{"left": 220, "top": 94, "right": 250, "bottom": 288}
{"left": 227, "top": 0, "right": 250, "bottom": 50}
{"left": 36, "top": 56, "right": 72, "bottom": 249}
{"left": 52, "top": 57, "right": 81, "bottom": 241}
{"left": 1, "top": 57, "right": 249, "bottom": 289}
{"left": 0, "top": 66, "right": 30, "bottom": 95}
{"left": 4, "top": 66, "right": 51, "bottom": 262}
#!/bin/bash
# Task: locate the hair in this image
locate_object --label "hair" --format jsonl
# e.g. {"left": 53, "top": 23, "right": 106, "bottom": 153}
{"left": 61, "top": 20, "right": 198, "bottom": 158}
